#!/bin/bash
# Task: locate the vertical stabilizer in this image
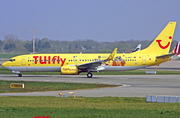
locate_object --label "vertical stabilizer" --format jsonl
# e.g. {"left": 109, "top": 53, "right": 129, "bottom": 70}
{"left": 171, "top": 42, "right": 180, "bottom": 56}
{"left": 133, "top": 44, "right": 141, "bottom": 52}
{"left": 133, "top": 22, "right": 176, "bottom": 55}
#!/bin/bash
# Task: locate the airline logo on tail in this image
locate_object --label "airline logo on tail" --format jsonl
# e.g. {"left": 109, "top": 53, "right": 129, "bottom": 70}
{"left": 156, "top": 36, "right": 172, "bottom": 49}
{"left": 171, "top": 42, "right": 180, "bottom": 56}
{"left": 132, "top": 22, "right": 176, "bottom": 55}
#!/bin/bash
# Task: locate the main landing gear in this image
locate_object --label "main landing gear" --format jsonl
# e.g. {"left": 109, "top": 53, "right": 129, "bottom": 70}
{"left": 87, "top": 72, "right": 93, "bottom": 78}
{"left": 18, "top": 73, "right": 22, "bottom": 77}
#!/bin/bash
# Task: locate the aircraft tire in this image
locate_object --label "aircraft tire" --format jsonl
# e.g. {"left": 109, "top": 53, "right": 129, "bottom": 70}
{"left": 18, "top": 73, "right": 22, "bottom": 77}
{"left": 87, "top": 72, "right": 92, "bottom": 78}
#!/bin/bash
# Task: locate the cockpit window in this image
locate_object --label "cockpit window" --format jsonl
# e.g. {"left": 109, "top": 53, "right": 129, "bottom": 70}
{"left": 9, "top": 59, "right": 15, "bottom": 62}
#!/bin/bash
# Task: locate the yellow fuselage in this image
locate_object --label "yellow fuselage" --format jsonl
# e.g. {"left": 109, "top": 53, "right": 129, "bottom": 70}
{"left": 2, "top": 53, "right": 170, "bottom": 72}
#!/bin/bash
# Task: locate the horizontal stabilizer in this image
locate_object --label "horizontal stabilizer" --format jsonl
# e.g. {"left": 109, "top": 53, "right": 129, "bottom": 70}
{"left": 156, "top": 53, "right": 177, "bottom": 59}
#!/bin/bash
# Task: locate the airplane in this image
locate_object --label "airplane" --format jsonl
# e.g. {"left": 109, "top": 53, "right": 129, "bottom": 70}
{"left": 2, "top": 21, "right": 177, "bottom": 78}
{"left": 132, "top": 44, "right": 141, "bottom": 52}
{"left": 171, "top": 42, "right": 180, "bottom": 56}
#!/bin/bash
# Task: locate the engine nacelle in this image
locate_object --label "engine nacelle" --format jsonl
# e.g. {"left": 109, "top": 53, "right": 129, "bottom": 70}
{"left": 61, "top": 66, "right": 78, "bottom": 75}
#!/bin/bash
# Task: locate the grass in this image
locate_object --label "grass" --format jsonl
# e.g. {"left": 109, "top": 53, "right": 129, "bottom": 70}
{"left": 0, "top": 80, "right": 118, "bottom": 93}
{"left": 0, "top": 54, "right": 20, "bottom": 59}
{"left": 0, "top": 96, "right": 180, "bottom": 118}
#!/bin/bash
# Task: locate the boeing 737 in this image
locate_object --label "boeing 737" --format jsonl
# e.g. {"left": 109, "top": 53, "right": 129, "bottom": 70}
{"left": 2, "top": 22, "right": 177, "bottom": 78}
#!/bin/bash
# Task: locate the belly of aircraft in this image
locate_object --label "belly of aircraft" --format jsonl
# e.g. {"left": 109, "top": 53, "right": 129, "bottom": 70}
{"left": 4, "top": 66, "right": 61, "bottom": 72}
{"left": 4, "top": 66, "right": 146, "bottom": 72}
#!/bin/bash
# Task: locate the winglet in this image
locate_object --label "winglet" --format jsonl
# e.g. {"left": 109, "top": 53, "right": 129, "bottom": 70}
{"left": 105, "top": 48, "right": 117, "bottom": 61}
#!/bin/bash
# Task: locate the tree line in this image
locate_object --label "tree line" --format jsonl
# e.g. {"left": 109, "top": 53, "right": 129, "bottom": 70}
{"left": 0, "top": 34, "right": 178, "bottom": 54}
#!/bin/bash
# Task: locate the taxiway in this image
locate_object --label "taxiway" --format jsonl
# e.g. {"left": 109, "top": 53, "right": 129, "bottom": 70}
{"left": 0, "top": 75, "right": 180, "bottom": 97}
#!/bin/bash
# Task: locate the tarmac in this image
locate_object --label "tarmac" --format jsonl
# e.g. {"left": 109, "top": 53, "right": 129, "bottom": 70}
{"left": 0, "top": 74, "right": 180, "bottom": 97}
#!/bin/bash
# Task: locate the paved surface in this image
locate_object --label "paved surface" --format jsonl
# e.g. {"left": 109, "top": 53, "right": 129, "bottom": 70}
{"left": 0, "top": 75, "right": 180, "bottom": 97}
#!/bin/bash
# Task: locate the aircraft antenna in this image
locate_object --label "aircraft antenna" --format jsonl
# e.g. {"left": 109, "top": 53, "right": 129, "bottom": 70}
{"left": 30, "top": 29, "right": 37, "bottom": 53}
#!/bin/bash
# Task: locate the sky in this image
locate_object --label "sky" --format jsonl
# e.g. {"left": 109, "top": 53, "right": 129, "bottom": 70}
{"left": 0, "top": 0, "right": 180, "bottom": 42}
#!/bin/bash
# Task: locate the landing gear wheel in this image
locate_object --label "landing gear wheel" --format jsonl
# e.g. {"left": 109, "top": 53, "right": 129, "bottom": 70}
{"left": 87, "top": 72, "right": 93, "bottom": 78}
{"left": 18, "top": 73, "right": 22, "bottom": 77}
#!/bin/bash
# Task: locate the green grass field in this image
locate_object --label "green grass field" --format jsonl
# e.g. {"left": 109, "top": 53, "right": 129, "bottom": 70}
{"left": 0, "top": 96, "right": 180, "bottom": 118}
{"left": 0, "top": 80, "right": 118, "bottom": 93}
{"left": 0, "top": 54, "right": 20, "bottom": 59}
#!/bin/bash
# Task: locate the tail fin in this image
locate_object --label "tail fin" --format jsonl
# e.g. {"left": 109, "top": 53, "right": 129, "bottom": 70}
{"left": 132, "top": 44, "right": 141, "bottom": 52}
{"left": 171, "top": 42, "right": 180, "bottom": 56}
{"left": 133, "top": 22, "right": 176, "bottom": 55}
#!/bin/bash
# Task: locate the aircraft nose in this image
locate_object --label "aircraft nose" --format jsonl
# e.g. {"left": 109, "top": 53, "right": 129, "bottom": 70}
{"left": 2, "top": 62, "right": 6, "bottom": 67}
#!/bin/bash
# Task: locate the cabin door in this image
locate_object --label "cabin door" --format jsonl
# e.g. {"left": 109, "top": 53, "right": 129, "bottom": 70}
{"left": 142, "top": 56, "right": 146, "bottom": 65}
{"left": 21, "top": 56, "right": 26, "bottom": 66}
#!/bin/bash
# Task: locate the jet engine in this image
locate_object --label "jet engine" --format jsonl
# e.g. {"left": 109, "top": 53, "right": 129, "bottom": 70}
{"left": 61, "top": 66, "right": 78, "bottom": 75}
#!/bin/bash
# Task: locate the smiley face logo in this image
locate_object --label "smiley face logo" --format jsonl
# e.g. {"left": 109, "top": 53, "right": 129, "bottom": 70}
{"left": 156, "top": 36, "right": 172, "bottom": 49}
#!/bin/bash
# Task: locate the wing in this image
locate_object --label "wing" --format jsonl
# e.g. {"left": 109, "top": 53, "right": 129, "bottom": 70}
{"left": 77, "top": 48, "right": 117, "bottom": 72}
